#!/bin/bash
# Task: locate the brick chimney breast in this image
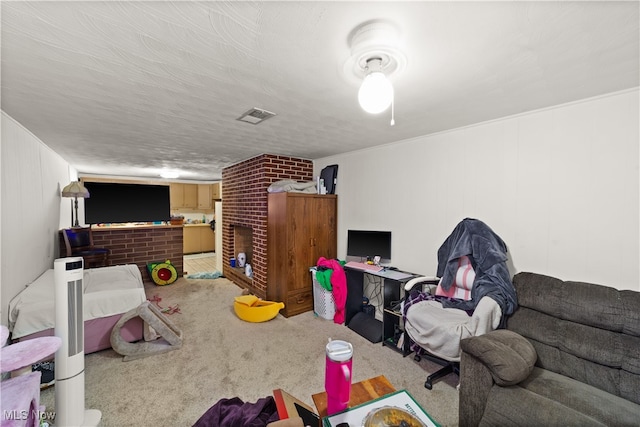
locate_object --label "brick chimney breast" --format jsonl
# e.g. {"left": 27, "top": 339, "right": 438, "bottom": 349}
{"left": 221, "top": 154, "right": 313, "bottom": 297}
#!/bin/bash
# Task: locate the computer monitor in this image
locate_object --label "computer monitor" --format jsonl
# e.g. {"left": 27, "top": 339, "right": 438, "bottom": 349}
{"left": 346, "top": 230, "right": 392, "bottom": 261}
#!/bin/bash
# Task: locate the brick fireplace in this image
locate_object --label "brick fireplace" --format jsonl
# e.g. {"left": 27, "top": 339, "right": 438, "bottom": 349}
{"left": 221, "top": 154, "right": 313, "bottom": 298}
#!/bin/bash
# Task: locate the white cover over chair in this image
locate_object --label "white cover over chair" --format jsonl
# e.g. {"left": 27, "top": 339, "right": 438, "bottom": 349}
{"left": 404, "top": 294, "right": 502, "bottom": 362}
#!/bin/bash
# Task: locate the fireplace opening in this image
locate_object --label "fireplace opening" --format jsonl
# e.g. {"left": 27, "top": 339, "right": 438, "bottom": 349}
{"left": 233, "top": 225, "right": 253, "bottom": 275}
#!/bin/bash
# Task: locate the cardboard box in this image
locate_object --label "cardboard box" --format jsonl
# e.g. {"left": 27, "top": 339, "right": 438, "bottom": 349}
{"left": 273, "top": 389, "right": 320, "bottom": 427}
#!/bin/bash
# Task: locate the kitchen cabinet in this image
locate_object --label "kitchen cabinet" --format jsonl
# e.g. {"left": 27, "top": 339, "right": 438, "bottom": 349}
{"left": 172, "top": 183, "right": 219, "bottom": 210}
{"left": 170, "top": 183, "right": 198, "bottom": 209}
{"left": 211, "top": 182, "right": 221, "bottom": 200}
{"left": 197, "top": 184, "right": 212, "bottom": 209}
{"left": 183, "top": 224, "right": 215, "bottom": 254}
{"left": 201, "top": 227, "right": 215, "bottom": 252}
{"left": 267, "top": 193, "right": 337, "bottom": 317}
{"left": 183, "top": 226, "right": 201, "bottom": 254}
{"left": 197, "top": 183, "right": 221, "bottom": 209}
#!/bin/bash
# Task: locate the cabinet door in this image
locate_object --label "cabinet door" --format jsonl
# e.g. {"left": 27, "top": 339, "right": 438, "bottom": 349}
{"left": 183, "top": 227, "right": 201, "bottom": 254}
{"left": 197, "top": 184, "right": 212, "bottom": 209}
{"left": 183, "top": 184, "right": 198, "bottom": 208}
{"left": 288, "top": 195, "right": 320, "bottom": 293}
{"left": 200, "top": 227, "right": 215, "bottom": 252}
{"left": 211, "top": 183, "right": 221, "bottom": 200}
{"left": 170, "top": 183, "right": 185, "bottom": 208}
{"left": 311, "top": 196, "right": 337, "bottom": 260}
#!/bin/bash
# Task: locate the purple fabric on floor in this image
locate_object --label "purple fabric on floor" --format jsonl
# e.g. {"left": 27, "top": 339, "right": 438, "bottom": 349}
{"left": 192, "top": 396, "right": 279, "bottom": 427}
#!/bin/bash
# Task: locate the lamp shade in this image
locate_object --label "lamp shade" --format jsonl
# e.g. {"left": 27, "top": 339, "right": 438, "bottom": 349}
{"left": 61, "top": 181, "right": 90, "bottom": 198}
{"left": 358, "top": 71, "right": 394, "bottom": 114}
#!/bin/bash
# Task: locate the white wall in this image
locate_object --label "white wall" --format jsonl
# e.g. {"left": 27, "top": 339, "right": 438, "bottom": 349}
{"left": 315, "top": 89, "right": 639, "bottom": 291}
{"left": 1, "top": 112, "right": 73, "bottom": 325}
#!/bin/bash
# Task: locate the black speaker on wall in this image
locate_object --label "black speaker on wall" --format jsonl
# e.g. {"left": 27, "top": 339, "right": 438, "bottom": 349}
{"left": 348, "top": 312, "right": 383, "bottom": 343}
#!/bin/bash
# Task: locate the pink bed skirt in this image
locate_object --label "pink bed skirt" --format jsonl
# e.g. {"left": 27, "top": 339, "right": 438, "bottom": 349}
{"left": 18, "top": 313, "right": 144, "bottom": 354}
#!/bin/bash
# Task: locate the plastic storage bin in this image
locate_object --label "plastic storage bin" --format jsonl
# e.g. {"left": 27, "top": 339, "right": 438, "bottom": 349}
{"left": 311, "top": 267, "right": 336, "bottom": 320}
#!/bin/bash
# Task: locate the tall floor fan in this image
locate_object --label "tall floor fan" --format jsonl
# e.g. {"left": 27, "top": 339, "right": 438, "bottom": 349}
{"left": 54, "top": 257, "right": 101, "bottom": 426}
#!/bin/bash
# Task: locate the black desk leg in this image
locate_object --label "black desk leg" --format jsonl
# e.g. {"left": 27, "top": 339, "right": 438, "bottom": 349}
{"left": 344, "top": 268, "right": 364, "bottom": 326}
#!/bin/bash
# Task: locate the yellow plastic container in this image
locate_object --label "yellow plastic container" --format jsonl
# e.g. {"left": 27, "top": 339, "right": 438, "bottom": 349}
{"left": 233, "top": 295, "right": 285, "bottom": 322}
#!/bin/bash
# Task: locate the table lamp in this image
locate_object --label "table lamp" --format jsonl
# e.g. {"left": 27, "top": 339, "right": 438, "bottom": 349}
{"left": 61, "top": 181, "right": 90, "bottom": 227}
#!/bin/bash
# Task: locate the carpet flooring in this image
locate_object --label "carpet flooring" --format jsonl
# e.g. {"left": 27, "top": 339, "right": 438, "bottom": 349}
{"left": 39, "top": 277, "right": 459, "bottom": 426}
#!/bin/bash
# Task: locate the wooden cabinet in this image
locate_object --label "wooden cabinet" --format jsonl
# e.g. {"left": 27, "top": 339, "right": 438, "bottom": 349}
{"left": 201, "top": 227, "right": 215, "bottom": 252}
{"left": 172, "top": 183, "right": 219, "bottom": 210}
{"left": 267, "top": 193, "right": 337, "bottom": 317}
{"left": 170, "top": 183, "right": 198, "bottom": 208}
{"left": 211, "top": 182, "right": 221, "bottom": 200}
{"left": 183, "top": 226, "right": 201, "bottom": 254}
{"left": 183, "top": 225, "right": 215, "bottom": 254}
{"left": 197, "top": 184, "right": 212, "bottom": 209}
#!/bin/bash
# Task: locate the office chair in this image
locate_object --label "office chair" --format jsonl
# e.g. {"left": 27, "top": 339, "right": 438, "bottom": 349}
{"left": 61, "top": 227, "right": 110, "bottom": 268}
{"left": 402, "top": 218, "right": 518, "bottom": 389}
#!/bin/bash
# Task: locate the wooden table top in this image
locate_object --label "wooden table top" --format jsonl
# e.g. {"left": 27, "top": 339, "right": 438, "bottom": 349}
{"left": 312, "top": 375, "right": 396, "bottom": 421}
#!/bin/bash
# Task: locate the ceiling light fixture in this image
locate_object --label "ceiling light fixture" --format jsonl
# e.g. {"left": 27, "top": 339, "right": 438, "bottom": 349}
{"left": 358, "top": 58, "right": 394, "bottom": 115}
{"left": 160, "top": 170, "right": 180, "bottom": 179}
{"left": 345, "top": 20, "right": 406, "bottom": 126}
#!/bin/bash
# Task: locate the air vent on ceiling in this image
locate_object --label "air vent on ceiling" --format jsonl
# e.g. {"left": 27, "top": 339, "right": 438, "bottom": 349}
{"left": 236, "top": 108, "right": 276, "bottom": 125}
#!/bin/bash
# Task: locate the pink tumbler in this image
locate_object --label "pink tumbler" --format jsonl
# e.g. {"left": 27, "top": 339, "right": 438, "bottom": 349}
{"left": 325, "top": 339, "right": 353, "bottom": 415}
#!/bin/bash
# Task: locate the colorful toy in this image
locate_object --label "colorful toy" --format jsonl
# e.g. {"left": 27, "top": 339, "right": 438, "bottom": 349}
{"left": 147, "top": 260, "right": 178, "bottom": 286}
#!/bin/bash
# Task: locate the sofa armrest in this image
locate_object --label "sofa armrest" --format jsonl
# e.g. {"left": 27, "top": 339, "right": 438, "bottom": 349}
{"left": 460, "top": 329, "right": 537, "bottom": 386}
{"left": 459, "top": 351, "right": 495, "bottom": 427}
{"left": 458, "top": 330, "right": 537, "bottom": 427}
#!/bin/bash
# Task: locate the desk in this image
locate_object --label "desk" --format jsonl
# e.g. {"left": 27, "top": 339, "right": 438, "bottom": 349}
{"left": 312, "top": 375, "right": 396, "bottom": 421}
{"left": 344, "top": 266, "right": 417, "bottom": 346}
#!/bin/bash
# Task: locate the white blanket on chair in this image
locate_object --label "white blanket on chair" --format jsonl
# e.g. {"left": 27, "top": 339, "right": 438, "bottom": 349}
{"left": 404, "top": 296, "right": 502, "bottom": 361}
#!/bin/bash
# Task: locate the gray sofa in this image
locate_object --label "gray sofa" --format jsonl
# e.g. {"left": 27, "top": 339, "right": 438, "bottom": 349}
{"left": 458, "top": 272, "right": 640, "bottom": 426}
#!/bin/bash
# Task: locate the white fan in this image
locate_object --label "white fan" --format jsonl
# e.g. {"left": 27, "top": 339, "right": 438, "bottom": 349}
{"left": 54, "top": 257, "right": 101, "bottom": 426}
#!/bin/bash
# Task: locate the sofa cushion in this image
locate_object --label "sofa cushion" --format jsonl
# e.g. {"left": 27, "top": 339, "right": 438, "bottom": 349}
{"left": 521, "top": 367, "right": 639, "bottom": 426}
{"left": 480, "top": 385, "right": 606, "bottom": 427}
{"left": 460, "top": 330, "right": 536, "bottom": 386}
{"left": 481, "top": 367, "right": 640, "bottom": 426}
{"left": 510, "top": 272, "right": 640, "bottom": 405}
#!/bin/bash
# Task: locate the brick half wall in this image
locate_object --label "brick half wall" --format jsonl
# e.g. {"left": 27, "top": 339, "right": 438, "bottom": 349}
{"left": 60, "top": 226, "right": 184, "bottom": 283}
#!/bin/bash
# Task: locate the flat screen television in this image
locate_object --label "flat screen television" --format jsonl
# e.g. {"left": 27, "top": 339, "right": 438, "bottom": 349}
{"left": 83, "top": 182, "right": 170, "bottom": 224}
{"left": 347, "top": 230, "right": 392, "bottom": 261}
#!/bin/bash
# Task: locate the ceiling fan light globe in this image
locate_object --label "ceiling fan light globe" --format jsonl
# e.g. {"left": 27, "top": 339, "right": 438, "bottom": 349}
{"left": 358, "top": 72, "right": 393, "bottom": 114}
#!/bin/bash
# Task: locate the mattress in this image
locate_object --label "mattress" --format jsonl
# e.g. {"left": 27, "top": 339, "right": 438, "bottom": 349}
{"left": 9, "top": 264, "right": 147, "bottom": 339}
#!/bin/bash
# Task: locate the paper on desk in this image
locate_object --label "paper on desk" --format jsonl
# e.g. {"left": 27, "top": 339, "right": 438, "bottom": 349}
{"left": 323, "top": 389, "right": 440, "bottom": 427}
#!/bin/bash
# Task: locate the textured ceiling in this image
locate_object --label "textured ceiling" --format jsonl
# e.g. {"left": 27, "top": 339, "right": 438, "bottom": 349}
{"left": 2, "top": 1, "right": 638, "bottom": 181}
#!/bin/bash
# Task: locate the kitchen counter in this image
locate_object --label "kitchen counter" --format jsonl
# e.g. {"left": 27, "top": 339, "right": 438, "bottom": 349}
{"left": 92, "top": 223, "right": 182, "bottom": 231}
{"left": 183, "top": 223, "right": 211, "bottom": 227}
